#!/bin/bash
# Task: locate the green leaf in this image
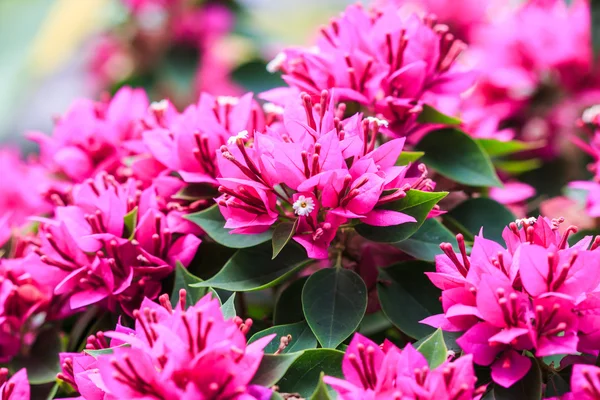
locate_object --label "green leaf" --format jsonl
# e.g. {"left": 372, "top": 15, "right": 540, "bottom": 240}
{"left": 545, "top": 371, "right": 570, "bottom": 398}
{"left": 278, "top": 349, "right": 344, "bottom": 398}
{"left": 416, "top": 128, "right": 502, "bottom": 187}
{"left": 355, "top": 190, "right": 448, "bottom": 243}
{"left": 417, "top": 104, "right": 461, "bottom": 125}
{"left": 221, "top": 293, "right": 237, "bottom": 319}
{"left": 274, "top": 277, "right": 308, "bottom": 325}
{"left": 248, "top": 322, "right": 318, "bottom": 354}
{"left": 232, "top": 59, "right": 286, "bottom": 93}
{"left": 185, "top": 204, "right": 273, "bottom": 248}
{"left": 12, "top": 328, "right": 63, "bottom": 384}
{"left": 251, "top": 352, "right": 303, "bottom": 387}
{"left": 359, "top": 311, "right": 392, "bottom": 336}
{"left": 393, "top": 218, "right": 457, "bottom": 261}
{"left": 123, "top": 207, "right": 138, "bottom": 240}
{"left": 416, "top": 329, "right": 447, "bottom": 369}
{"left": 494, "top": 158, "right": 542, "bottom": 175}
{"left": 396, "top": 151, "right": 425, "bottom": 165}
{"left": 271, "top": 393, "right": 285, "bottom": 400}
{"left": 84, "top": 344, "right": 130, "bottom": 359}
{"left": 272, "top": 219, "right": 298, "bottom": 259}
{"left": 302, "top": 268, "right": 367, "bottom": 348}
{"left": 171, "top": 262, "right": 211, "bottom": 309}
{"left": 444, "top": 198, "right": 516, "bottom": 243}
{"left": 310, "top": 372, "right": 333, "bottom": 400}
{"left": 192, "top": 243, "right": 312, "bottom": 291}
{"left": 493, "top": 359, "right": 542, "bottom": 400}
{"left": 592, "top": 0, "right": 600, "bottom": 58}
{"left": 476, "top": 138, "right": 541, "bottom": 157}
{"left": 172, "top": 183, "right": 218, "bottom": 201}
{"left": 377, "top": 261, "right": 442, "bottom": 339}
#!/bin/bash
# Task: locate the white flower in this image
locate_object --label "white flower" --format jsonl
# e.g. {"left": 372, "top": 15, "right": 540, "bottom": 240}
{"left": 217, "top": 96, "right": 239, "bottom": 106}
{"left": 515, "top": 217, "right": 537, "bottom": 228}
{"left": 582, "top": 105, "right": 600, "bottom": 123}
{"left": 293, "top": 195, "right": 315, "bottom": 216}
{"left": 365, "top": 116, "right": 389, "bottom": 128}
{"left": 227, "top": 130, "right": 249, "bottom": 145}
{"left": 266, "top": 52, "right": 287, "bottom": 73}
{"left": 150, "top": 99, "right": 168, "bottom": 112}
{"left": 263, "top": 102, "right": 284, "bottom": 115}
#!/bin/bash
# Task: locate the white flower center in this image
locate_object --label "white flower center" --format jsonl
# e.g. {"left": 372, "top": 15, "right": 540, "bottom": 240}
{"left": 293, "top": 195, "right": 315, "bottom": 216}
{"left": 217, "top": 96, "right": 239, "bottom": 106}
{"left": 263, "top": 102, "right": 284, "bottom": 115}
{"left": 227, "top": 130, "right": 249, "bottom": 145}
{"left": 266, "top": 52, "right": 287, "bottom": 73}
{"left": 150, "top": 99, "right": 168, "bottom": 112}
{"left": 582, "top": 105, "right": 600, "bottom": 123}
{"left": 515, "top": 217, "right": 537, "bottom": 228}
{"left": 365, "top": 116, "right": 389, "bottom": 128}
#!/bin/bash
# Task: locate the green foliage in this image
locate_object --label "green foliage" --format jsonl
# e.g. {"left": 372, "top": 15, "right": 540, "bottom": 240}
{"left": 302, "top": 268, "right": 367, "bottom": 349}
{"left": 277, "top": 349, "right": 344, "bottom": 398}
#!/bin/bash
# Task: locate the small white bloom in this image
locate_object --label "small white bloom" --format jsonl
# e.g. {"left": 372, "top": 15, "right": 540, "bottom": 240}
{"left": 293, "top": 195, "right": 315, "bottom": 216}
{"left": 365, "top": 116, "right": 389, "bottom": 128}
{"left": 515, "top": 217, "right": 537, "bottom": 228}
{"left": 217, "top": 96, "right": 239, "bottom": 106}
{"left": 227, "top": 130, "right": 249, "bottom": 145}
{"left": 150, "top": 99, "right": 169, "bottom": 112}
{"left": 266, "top": 52, "right": 287, "bottom": 73}
{"left": 582, "top": 105, "right": 600, "bottom": 123}
{"left": 263, "top": 102, "right": 284, "bottom": 115}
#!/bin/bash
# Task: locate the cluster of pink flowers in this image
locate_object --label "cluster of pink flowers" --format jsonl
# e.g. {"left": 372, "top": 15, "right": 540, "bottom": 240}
{"left": 324, "top": 332, "right": 484, "bottom": 399}
{"left": 424, "top": 216, "right": 600, "bottom": 387}
{"left": 57, "top": 291, "right": 272, "bottom": 399}
{"left": 267, "top": 3, "right": 476, "bottom": 138}
{"left": 90, "top": 0, "right": 236, "bottom": 96}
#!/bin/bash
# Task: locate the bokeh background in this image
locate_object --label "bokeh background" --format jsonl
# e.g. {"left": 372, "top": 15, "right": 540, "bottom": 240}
{"left": 0, "top": 0, "right": 350, "bottom": 147}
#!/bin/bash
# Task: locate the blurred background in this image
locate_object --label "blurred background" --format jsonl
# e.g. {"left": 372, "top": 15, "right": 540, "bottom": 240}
{"left": 0, "top": 0, "right": 351, "bottom": 147}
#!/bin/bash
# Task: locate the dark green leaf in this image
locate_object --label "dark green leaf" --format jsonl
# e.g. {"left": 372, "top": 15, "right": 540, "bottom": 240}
{"left": 251, "top": 352, "right": 302, "bottom": 387}
{"left": 185, "top": 204, "right": 273, "bottom": 248}
{"left": 393, "top": 218, "right": 457, "bottom": 261}
{"left": 123, "top": 207, "right": 138, "bottom": 240}
{"left": 493, "top": 359, "right": 542, "bottom": 400}
{"left": 248, "top": 321, "right": 317, "bottom": 354}
{"left": 377, "top": 261, "right": 442, "bottom": 339}
{"left": 271, "top": 393, "right": 285, "bottom": 400}
{"left": 192, "top": 243, "right": 311, "bottom": 291}
{"left": 172, "top": 183, "right": 218, "bottom": 201}
{"left": 171, "top": 262, "right": 210, "bottom": 309}
{"left": 278, "top": 349, "right": 344, "bottom": 397}
{"left": 445, "top": 198, "right": 516, "bottom": 243}
{"left": 221, "top": 293, "right": 237, "bottom": 319}
{"left": 417, "top": 104, "right": 461, "bottom": 125}
{"left": 396, "top": 151, "right": 425, "bottom": 165}
{"left": 232, "top": 59, "right": 286, "bottom": 93}
{"left": 545, "top": 371, "right": 571, "bottom": 398}
{"left": 477, "top": 138, "right": 541, "bottom": 157}
{"left": 359, "top": 311, "right": 392, "bottom": 335}
{"left": 416, "top": 328, "right": 447, "bottom": 369}
{"left": 274, "top": 277, "right": 309, "bottom": 325}
{"left": 355, "top": 190, "right": 448, "bottom": 243}
{"left": 494, "top": 159, "right": 542, "bottom": 175}
{"left": 272, "top": 220, "right": 298, "bottom": 259}
{"left": 310, "top": 372, "right": 333, "bottom": 400}
{"left": 302, "top": 268, "right": 367, "bottom": 348}
{"left": 12, "top": 329, "right": 63, "bottom": 384}
{"left": 416, "top": 128, "right": 502, "bottom": 187}
{"left": 592, "top": 0, "right": 600, "bottom": 58}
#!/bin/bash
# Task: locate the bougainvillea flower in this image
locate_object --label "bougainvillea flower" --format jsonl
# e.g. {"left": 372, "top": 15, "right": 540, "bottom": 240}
{"left": 0, "top": 369, "right": 30, "bottom": 400}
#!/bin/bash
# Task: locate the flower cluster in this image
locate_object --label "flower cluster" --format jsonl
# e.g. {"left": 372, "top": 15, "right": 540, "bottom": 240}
{"left": 90, "top": 0, "right": 236, "bottom": 97}
{"left": 268, "top": 3, "right": 476, "bottom": 137}
{"left": 57, "top": 291, "right": 272, "bottom": 399}
{"left": 424, "top": 216, "right": 600, "bottom": 387}
{"left": 324, "top": 333, "right": 484, "bottom": 399}
{"left": 214, "top": 91, "right": 435, "bottom": 258}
